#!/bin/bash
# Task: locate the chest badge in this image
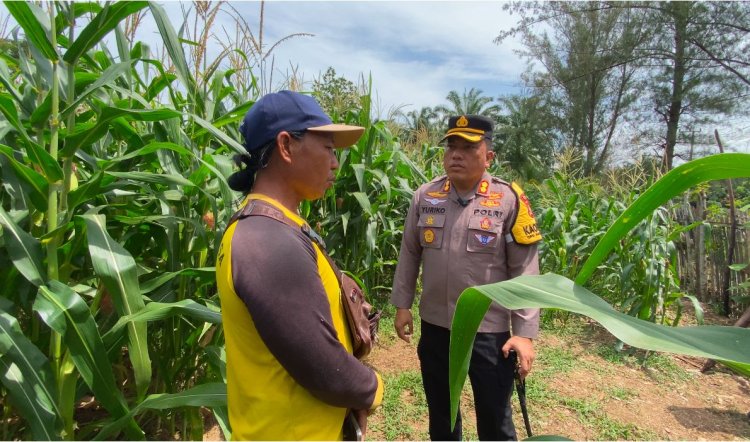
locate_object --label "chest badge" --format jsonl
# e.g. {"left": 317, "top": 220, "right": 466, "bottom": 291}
{"left": 474, "top": 234, "right": 495, "bottom": 246}
{"left": 425, "top": 197, "right": 444, "bottom": 206}
{"left": 488, "top": 192, "right": 504, "bottom": 200}
{"left": 443, "top": 180, "right": 451, "bottom": 192}
{"left": 424, "top": 229, "right": 435, "bottom": 244}
{"left": 426, "top": 215, "right": 435, "bottom": 226}
{"left": 427, "top": 191, "right": 448, "bottom": 198}
{"left": 480, "top": 217, "right": 492, "bottom": 230}
{"left": 480, "top": 199, "right": 500, "bottom": 208}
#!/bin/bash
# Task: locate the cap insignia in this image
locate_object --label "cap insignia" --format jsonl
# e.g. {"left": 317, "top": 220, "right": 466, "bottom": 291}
{"left": 457, "top": 116, "right": 469, "bottom": 127}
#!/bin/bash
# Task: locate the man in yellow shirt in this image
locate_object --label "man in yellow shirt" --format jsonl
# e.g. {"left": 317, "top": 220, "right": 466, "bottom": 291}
{"left": 217, "top": 90, "right": 383, "bottom": 440}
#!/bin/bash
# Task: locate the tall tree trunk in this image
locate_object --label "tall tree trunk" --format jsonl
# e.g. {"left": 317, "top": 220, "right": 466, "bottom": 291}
{"left": 663, "top": 2, "right": 690, "bottom": 171}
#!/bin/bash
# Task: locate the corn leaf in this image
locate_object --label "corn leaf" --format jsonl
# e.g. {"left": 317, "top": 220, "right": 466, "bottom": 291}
{"left": 4, "top": 1, "right": 59, "bottom": 61}
{"left": 82, "top": 214, "right": 151, "bottom": 400}
{"left": 0, "top": 301, "right": 61, "bottom": 440}
{"left": 34, "top": 281, "right": 144, "bottom": 440}
{"left": 95, "top": 382, "right": 227, "bottom": 441}
{"left": 448, "top": 273, "right": 750, "bottom": 428}
{"left": 148, "top": 2, "right": 194, "bottom": 94}
{"left": 61, "top": 61, "right": 133, "bottom": 117}
{"left": 63, "top": 1, "right": 148, "bottom": 63}
{"left": 0, "top": 207, "right": 45, "bottom": 286}
{"left": 103, "top": 299, "right": 221, "bottom": 342}
{"left": 0, "top": 144, "right": 49, "bottom": 211}
{"left": 577, "top": 153, "right": 750, "bottom": 284}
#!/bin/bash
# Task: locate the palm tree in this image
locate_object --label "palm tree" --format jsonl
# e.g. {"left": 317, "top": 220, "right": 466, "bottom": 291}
{"left": 495, "top": 95, "right": 558, "bottom": 181}
{"left": 435, "top": 87, "right": 502, "bottom": 120}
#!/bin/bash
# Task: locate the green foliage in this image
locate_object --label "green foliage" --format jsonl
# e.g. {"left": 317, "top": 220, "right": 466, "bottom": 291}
{"left": 0, "top": 1, "right": 236, "bottom": 438}
{"left": 448, "top": 154, "right": 750, "bottom": 431}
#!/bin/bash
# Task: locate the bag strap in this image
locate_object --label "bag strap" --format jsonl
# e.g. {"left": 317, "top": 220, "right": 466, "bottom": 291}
{"left": 234, "top": 199, "right": 345, "bottom": 282}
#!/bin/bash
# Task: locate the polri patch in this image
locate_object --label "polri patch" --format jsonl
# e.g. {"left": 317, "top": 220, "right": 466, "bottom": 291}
{"left": 424, "top": 229, "right": 435, "bottom": 244}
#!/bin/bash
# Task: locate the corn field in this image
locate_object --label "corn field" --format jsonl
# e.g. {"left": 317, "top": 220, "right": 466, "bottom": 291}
{"left": 0, "top": 1, "right": 748, "bottom": 440}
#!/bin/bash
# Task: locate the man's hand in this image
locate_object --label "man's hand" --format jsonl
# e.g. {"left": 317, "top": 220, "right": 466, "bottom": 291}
{"left": 502, "top": 336, "right": 535, "bottom": 379}
{"left": 394, "top": 308, "right": 413, "bottom": 343}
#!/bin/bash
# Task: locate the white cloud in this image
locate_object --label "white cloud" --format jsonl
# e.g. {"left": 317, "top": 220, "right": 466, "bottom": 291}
{"left": 227, "top": 1, "right": 528, "bottom": 115}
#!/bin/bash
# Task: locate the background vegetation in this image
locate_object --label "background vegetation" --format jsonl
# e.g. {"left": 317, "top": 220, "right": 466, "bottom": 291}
{"left": 0, "top": 1, "right": 748, "bottom": 440}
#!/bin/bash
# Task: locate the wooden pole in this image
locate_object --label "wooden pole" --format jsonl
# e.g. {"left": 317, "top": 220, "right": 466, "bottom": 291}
{"left": 715, "top": 130, "right": 737, "bottom": 317}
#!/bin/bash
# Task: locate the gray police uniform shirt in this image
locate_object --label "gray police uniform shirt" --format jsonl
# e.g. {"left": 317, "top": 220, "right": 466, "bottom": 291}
{"left": 391, "top": 172, "right": 541, "bottom": 336}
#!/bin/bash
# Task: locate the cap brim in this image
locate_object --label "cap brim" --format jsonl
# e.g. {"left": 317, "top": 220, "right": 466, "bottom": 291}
{"left": 307, "top": 123, "right": 365, "bottom": 148}
{"left": 440, "top": 131, "right": 484, "bottom": 143}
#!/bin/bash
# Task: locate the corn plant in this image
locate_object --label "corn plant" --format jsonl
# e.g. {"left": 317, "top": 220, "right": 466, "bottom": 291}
{"left": 0, "top": 1, "right": 255, "bottom": 438}
{"left": 449, "top": 153, "right": 750, "bottom": 429}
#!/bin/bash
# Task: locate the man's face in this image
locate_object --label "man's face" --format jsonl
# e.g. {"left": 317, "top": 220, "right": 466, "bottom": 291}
{"left": 289, "top": 131, "right": 339, "bottom": 201}
{"left": 442, "top": 136, "right": 494, "bottom": 191}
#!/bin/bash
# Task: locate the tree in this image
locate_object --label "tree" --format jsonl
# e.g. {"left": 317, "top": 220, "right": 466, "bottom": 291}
{"left": 495, "top": 95, "right": 558, "bottom": 181}
{"left": 637, "top": 1, "right": 750, "bottom": 170}
{"left": 435, "top": 87, "right": 502, "bottom": 120}
{"left": 397, "top": 105, "right": 441, "bottom": 146}
{"left": 499, "top": 1, "right": 644, "bottom": 176}
{"left": 312, "top": 67, "right": 362, "bottom": 121}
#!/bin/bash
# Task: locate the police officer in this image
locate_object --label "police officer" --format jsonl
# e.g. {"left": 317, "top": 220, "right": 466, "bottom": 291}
{"left": 217, "top": 91, "right": 383, "bottom": 440}
{"left": 391, "top": 115, "right": 541, "bottom": 441}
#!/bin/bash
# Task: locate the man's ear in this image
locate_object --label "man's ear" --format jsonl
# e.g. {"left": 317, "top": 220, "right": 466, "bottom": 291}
{"left": 485, "top": 148, "right": 496, "bottom": 165}
{"left": 276, "top": 131, "right": 294, "bottom": 163}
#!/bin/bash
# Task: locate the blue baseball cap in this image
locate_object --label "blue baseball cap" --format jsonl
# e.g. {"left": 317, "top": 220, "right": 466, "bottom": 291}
{"left": 239, "top": 90, "right": 365, "bottom": 152}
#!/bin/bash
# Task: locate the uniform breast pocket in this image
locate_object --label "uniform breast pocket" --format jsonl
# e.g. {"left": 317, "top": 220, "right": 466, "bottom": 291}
{"left": 467, "top": 216, "right": 502, "bottom": 254}
{"left": 418, "top": 213, "right": 446, "bottom": 249}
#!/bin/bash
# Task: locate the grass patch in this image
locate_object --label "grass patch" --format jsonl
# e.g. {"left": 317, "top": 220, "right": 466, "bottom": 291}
{"left": 372, "top": 371, "right": 428, "bottom": 440}
{"left": 605, "top": 386, "right": 637, "bottom": 401}
{"left": 595, "top": 344, "right": 692, "bottom": 383}
{"left": 535, "top": 346, "right": 579, "bottom": 380}
{"left": 561, "top": 397, "right": 659, "bottom": 440}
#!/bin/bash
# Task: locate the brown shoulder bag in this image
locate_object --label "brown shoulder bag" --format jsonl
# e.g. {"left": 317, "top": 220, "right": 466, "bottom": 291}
{"left": 237, "top": 199, "right": 381, "bottom": 359}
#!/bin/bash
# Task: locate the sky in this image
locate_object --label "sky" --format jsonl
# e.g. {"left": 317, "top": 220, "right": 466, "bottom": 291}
{"left": 156, "top": 1, "right": 529, "bottom": 118}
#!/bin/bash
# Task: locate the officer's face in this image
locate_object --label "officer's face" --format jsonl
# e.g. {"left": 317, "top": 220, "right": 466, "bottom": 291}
{"left": 289, "top": 131, "right": 339, "bottom": 201}
{"left": 443, "top": 136, "right": 494, "bottom": 191}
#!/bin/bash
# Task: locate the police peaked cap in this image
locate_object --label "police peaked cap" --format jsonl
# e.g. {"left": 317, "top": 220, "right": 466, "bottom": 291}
{"left": 441, "top": 115, "right": 494, "bottom": 143}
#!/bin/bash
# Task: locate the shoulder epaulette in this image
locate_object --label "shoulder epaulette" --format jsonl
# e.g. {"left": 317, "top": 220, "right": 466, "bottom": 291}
{"left": 509, "top": 182, "right": 542, "bottom": 245}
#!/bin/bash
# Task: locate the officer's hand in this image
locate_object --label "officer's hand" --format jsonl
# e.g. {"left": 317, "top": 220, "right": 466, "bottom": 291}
{"left": 394, "top": 308, "right": 413, "bottom": 343}
{"left": 502, "top": 336, "right": 535, "bottom": 379}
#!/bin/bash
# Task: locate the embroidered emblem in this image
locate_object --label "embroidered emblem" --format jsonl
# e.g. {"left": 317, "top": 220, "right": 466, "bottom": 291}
{"left": 520, "top": 193, "right": 536, "bottom": 218}
{"left": 478, "top": 180, "right": 490, "bottom": 195}
{"left": 480, "top": 199, "right": 500, "bottom": 208}
{"left": 488, "top": 192, "right": 504, "bottom": 200}
{"left": 424, "top": 229, "right": 435, "bottom": 244}
{"left": 474, "top": 234, "right": 495, "bottom": 246}
{"left": 425, "top": 197, "right": 445, "bottom": 206}
{"left": 480, "top": 217, "right": 491, "bottom": 230}
{"left": 427, "top": 191, "right": 449, "bottom": 198}
{"left": 443, "top": 180, "right": 451, "bottom": 192}
{"left": 426, "top": 215, "right": 435, "bottom": 226}
{"left": 457, "top": 116, "right": 469, "bottom": 127}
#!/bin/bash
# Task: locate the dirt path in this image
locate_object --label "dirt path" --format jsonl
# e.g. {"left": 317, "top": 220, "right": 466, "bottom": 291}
{"left": 365, "top": 326, "right": 750, "bottom": 441}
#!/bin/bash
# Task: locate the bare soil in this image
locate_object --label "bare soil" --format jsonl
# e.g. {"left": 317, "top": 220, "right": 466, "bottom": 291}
{"left": 201, "top": 307, "right": 750, "bottom": 441}
{"left": 362, "top": 322, "right": 750, "bottom": 441}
